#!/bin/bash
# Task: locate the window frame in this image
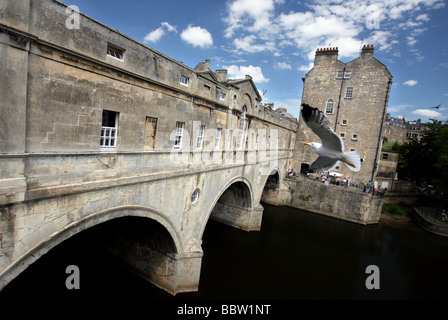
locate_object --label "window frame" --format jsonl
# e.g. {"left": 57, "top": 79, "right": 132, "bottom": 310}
{"left": 100, "top": 110, "right": 119, "bottom": 150}
{"left": 106, "top": 43, "right": 125, "bottom": 61}
{"left": 325, "top": 99, "right": 334, "bottom": 114}
{"left": 196, "top": 124, "right": 206, "bottom": 149}
{"left": 173, "top": 121, "right": 185, "bottom": 149}
{"left": 215, "top": 128, "right": 222, "bottom": 150}
{"left": 180, "top": 75, "right": 189, "bottom": 87}
{"left": 345, "top": 87, "right": 354, "bottom": 98}
{"left": 145, "top": 116, "right": 158, "bottom": 150}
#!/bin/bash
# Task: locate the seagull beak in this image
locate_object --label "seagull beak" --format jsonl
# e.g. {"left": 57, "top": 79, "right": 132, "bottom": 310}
{"left": 304, "top": 142, "right": 310, "bottom": 145}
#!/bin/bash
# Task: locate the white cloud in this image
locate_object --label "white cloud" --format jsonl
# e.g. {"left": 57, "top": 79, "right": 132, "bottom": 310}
{"left": 224, "top": 0, "right": 276, "bottom": 38}
{"left": 404, "top": 79, "right": 418, "bottom": 86}
{"left": 144, "top": 22, "right": 177, "bottom": 43}
{"left": 274, "top": 61, "right": 292, "bottom": 70}
{"left": 181, "top": 25, "right": 213, "bottom": 48}
{"left": 298, "top": 62, "right": 314, "bottom": 72}
{"left": 234, "top": 35, "right": 275, "bottom": 53}
{"left": 224, "top": 65, "right": 269, "bottom": 83}
{"left": 412, "top": 109, "right": 443, "bottom": 118}
{"left": 223, "top": 0, "right": 445, "bottom": 62}
{"left": 388, "top": 104, "right": 413, "bottom": 114}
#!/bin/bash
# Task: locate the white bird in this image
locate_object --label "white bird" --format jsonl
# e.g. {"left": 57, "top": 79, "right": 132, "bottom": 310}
{"left": 301, "top": 103, "right": 361, "bottom": 174}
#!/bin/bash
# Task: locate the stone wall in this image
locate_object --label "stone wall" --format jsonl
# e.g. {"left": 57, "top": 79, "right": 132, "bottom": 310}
{"left": 294, "top": 46, "right": 393, "bottom": 186}
{"left": 262, "top": 177, "right": 383, "bottom": 225}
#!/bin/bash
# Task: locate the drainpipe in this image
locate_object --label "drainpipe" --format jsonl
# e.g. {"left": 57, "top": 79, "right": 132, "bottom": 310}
{"left": 371, "top": 78, "right": 392, "bottom": 182}
{"left": 334, "top": 67, "right": 345, "bottom": 132}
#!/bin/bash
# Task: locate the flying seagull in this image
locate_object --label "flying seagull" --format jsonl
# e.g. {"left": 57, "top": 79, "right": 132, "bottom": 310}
{"left": 430, "top": 103, "right": 441, "bottom": 109}
{"left": 301, "top": 103, "right": 361, "bottom": 174}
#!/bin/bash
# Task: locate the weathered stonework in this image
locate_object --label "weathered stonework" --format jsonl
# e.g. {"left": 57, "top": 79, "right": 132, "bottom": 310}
{"left": 294, "top": 46, "right": 393, "bottom": 187}
{"left": 0, "top": 0, "right": 297, "bottom": 294}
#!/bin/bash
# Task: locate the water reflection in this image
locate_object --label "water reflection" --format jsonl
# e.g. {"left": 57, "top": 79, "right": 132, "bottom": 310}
{"left": 1, "top": 204, "right": 447, "bottom": 300}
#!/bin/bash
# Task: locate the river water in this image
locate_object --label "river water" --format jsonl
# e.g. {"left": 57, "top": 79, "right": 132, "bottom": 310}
{"left": 2, "top": 203, "right": 448, "bottom": 301}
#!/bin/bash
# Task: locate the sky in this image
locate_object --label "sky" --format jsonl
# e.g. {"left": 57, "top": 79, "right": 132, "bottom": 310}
{"left": 69, "top": 0, "right": 448, "bottom": 122}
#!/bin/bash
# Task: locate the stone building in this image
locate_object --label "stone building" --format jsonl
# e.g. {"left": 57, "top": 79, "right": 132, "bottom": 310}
{"left": 383, "top": 113, "right": 429, "bottom": 143}
{"left": 0, "top": 0, "right": 297, "bottom": 294}
{"left": 294, "top": 45, "right": 393, "bottom": 186}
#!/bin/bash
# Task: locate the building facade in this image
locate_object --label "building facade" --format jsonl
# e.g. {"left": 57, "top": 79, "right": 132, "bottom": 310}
{"left": 383, "top": 113, "right": 429, "bottom": 143}
{"left": 0, "top": 0, "right": 297, "bottom": 294}
{"left": 294, "top": 45, "right": 393, "bottom": 186}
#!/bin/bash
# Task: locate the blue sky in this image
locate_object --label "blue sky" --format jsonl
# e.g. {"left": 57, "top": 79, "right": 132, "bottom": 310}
{"left": 70, "top": 0, "right": 448, "bottom": 122}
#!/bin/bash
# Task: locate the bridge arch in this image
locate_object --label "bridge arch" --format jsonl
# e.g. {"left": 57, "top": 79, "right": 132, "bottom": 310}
{"left": 1, "top": 205, "right": 186, "bottom": 294}
{"left": 200, "top": 176, "right": 262, "bottom": 237}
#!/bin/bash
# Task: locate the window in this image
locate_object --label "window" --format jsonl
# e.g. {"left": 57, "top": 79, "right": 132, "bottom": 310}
{"left": 180, "top": 75, "right": 189, "bottom": 87}
{"left": 174, "top": 122, "right": 185, "bottom": 149}
{"left": 237, "top": 106, "right": 248, "bottom": 149}
{"left": 352, "top": 134, "right": 358, "bottom": 141}
{"left": 325, "top": 99, "right": 334, "bottom": 114}
{"left": 227, "top": 129, "right": 233, "bottom": 150}
{"left": 215, "top": 128, "right": 222, "bottom": 149}
{"left": 336, "top": 70, "right": 351, "bottom": 78}
{"left": 145, "top": 117, "right": 158, "bottom": 150}
{"left": 196, "top": 124, "right": 205, "bottom": 149}
{"left": 107, "top": 44, "right": 124, "bottom": 61}
{"left": 340, "top": 133, "right": 345, "bottom": 139}
{"left": 100, "top": 110, "right": 119, "bottom": 150}
{"left": 191, "top": 189, "right": 199, "bottom": 204}
{"left": 345, "top": 87, "right": 353, "bottom": 98}
{"left": 382, "top": 153, "right": 389, "bottom": 160}
{"left": 342, "top": 119, "right": 347, "bottom": 126}
{"left": 219, "top": 92, "right": 226, "bottom": 101}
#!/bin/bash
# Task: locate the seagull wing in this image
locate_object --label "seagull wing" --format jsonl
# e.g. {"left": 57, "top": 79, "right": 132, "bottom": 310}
{"left": 301, "top": 103, "right": 343, "bottom": 152}
{"left": 309, "top": 157, "right": 340, "bottom": 174}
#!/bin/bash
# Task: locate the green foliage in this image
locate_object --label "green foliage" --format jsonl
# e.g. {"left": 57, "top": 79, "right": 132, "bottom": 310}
{"left": 392, "top": 119, "right": 448, "bottom": 199}
{"left": 382, "top": 203, "right": 414, "bottom": 217}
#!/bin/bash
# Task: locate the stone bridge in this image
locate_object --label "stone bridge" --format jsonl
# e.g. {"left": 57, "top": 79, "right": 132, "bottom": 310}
{"left": 0, "top": 0, "right": 297, "bottom": 295}
{"left": 1, "top": 151, "right": 286, "bottom": 295}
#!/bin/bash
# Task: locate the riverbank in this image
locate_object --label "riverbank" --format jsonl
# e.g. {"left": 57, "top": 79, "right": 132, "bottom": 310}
{"left": 413, "top": 207, "right": 448, "bottom": 237}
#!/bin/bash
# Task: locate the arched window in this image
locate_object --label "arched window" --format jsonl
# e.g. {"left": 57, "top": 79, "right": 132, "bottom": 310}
{"left": 237, "top": 106, "right": 248, "bottom": 149}
{"left": 325, "top": 99, "right": 334, "bottom": 114}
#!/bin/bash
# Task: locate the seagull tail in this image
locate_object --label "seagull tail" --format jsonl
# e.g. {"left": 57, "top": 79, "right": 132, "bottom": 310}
{"left": 342, "top": 151, "right": 361, "bottom": 172}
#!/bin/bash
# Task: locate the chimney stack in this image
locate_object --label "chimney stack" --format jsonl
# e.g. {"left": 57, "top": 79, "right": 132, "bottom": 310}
{"left": 361, "top": 44, "right": 374, "bottom": 58}
{"left": 215, "top": 69, "right": 228, "bottom": 82}
{"left": 314, "top": 47, "right": 339, "bottom": 65}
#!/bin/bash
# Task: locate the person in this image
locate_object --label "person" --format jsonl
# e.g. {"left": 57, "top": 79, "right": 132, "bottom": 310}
{"left": 363, "top": 181, "right": 367, "bottom": 192}
{"left": 346, "top": 177, "right": 350, "bottom": 188}
{"left": 366, "top": 181, "right": 372, "bottom": 193}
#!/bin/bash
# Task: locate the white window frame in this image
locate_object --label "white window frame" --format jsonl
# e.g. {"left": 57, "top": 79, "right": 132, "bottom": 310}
{"left": 352, "top": 134, "right": 358, "bottom": 141}
{"left": 196, "top": 124, "right": 205, "bottom": 149}
{"left": 219, "top": 92, "right": 226, "bottom": 101}
{"left": 100, "top": 110, "right": 119, "bottom": 150}
{"left": 325, "top": 99, "right": 334, "bottom": 114}
{"left": 107, "top": 44, "right": 124, "bottom": 61}
{"left": 180, "top": 75, "right": 189, "bottom": 87}
{"left": 237, "top": 106, "right": 248, "bottom": 149}
{"left": 345, "top": 87, "right": 354, "bottom": 98}
{"left": 174, "top": 121, "right": 185, "bottom": 149}
{"left": 215, "top": 128, "right": 222, "bottom": 150}
{"left": 342, "top": 119, "right": 347, "bottom": 126}
{"left": 344, "top": 71, "right": 351, "bottom": 79}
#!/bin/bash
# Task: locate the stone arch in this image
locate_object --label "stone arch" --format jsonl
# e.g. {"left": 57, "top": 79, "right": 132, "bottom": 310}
{"left": 260, "top": 167, "right": 282, "bottom": 205}
{"left": 199, "top": 176, "right": 255, "bottom": 237}
{"left": 0, "top": 205, "right": 183, "bottom": 292}
{"left": 242, "top": 93, "right": 252, "bottom": 114}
